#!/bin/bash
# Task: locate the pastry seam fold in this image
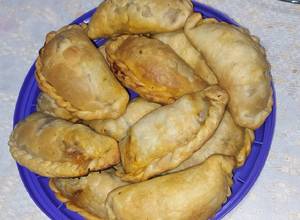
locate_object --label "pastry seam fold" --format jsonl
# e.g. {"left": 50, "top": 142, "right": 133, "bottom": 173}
{"left": 117, "top": 86, "right": 228, "bottom": 182}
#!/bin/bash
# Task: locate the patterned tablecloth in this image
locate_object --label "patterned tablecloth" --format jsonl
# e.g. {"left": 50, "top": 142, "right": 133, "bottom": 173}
{"left": 0, "top": 0, "right": 299, "bottom": 219}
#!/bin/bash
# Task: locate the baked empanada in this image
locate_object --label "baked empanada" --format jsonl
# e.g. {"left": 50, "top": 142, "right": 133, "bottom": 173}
{"left": 170, "top": 111, "right": 254, "bottom": 173}
{"left": 106, "top": 155, "right": 235, "bottom": 220}
{"left": 117, "top": 86, "right": 228, "bottom": 182}
{"left": 50, "top": 169, "right": 127, "bottom": 220}
{"left": 153, "top": 31, "right": 217, "bottom": 85}
{"left": 36, "top": 25, "right": 129, "bottom": 121}
{"left": 85, "top": 98, "right": 161, "bottom": 141}
{"left": 106, "top": 35, "right": 207, "bottom": 104}
{"left": 37, "top": 93, "right": 78, "bottom": 122}
{"left": 88, "top": 0, "right": 193, "bottom": 39}
{"left": 185, "top": 14, "right": 273, "bottom": 129}
{"left": 9, "top": 113, "right": 119, "bottom": 177}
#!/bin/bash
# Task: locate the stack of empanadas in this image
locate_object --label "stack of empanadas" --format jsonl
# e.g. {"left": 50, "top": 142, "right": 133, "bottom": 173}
{"left": 9, "top": 0, "right": 273, "bottom": 219}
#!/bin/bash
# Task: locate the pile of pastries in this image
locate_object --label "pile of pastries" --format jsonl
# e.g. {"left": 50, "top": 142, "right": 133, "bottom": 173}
{"left": 9, "top": 0, "right": 273, "bottom": 219}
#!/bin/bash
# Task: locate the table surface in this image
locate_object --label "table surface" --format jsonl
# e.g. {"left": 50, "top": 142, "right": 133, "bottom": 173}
{"left": 0, "top": 0, "right": 299, "bottom": 219}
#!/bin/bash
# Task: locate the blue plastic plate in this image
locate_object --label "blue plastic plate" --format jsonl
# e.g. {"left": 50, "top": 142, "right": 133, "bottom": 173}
{"left": 13, "top": 1, "right": 276, "bottom": 220}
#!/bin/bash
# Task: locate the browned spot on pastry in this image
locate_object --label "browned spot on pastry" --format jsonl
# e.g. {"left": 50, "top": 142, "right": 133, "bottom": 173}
{"left": 63, "top": 140, "right": 87, "bottom": 164}
{"left": 67, "top": 149, "right": 86, "bottom": 163}
{"left": 165, "top": 8, "right": 180, "bottom": 23}
{"left": 141, "top": 6, "right": 153, "bottom": 17}
{"left": 55, "top": 35, "right": 69, "bottom": 51}
{"left": 70, "top": 189, "right": 83, "bottom": 202}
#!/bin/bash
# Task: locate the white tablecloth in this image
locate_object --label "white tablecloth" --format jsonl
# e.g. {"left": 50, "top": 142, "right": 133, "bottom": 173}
{"left": 0, "top": 0, "right": 299, "bottom": 219}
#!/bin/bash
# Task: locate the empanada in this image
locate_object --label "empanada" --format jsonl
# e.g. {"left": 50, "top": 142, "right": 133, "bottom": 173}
{"left": 106, "top": 155, "right": 235, "bottom": 220}
{"left": 185, "top": 14, "right": 273, "bottom": 129}
{"left": 9, "top": 113, "right": 119, "bottom": 177}
{"left": 106, "top": 35, "right": 207, "bottom": 104}
{"left": 37, "top": 93, "right": 78, "bottom": 122}
{"left": 169, "top": 111, "right": 254, "bottom": 173}
{"left": 36, "top": 25, "right": 129, "bottom": 121}
{"left": 88, "top": 0, "right": 193, "bottom": 39}
{"left": 153, "top": 31, "right": 217, "bottom": 85}
{"left": 117, "top": 86, "right": 228, "bottom": 182}
{"left": 50, "top": 169, "right": 127, "bottom": 220}
{"left": 85, "top": 98, "right": 161, "bottom": 141}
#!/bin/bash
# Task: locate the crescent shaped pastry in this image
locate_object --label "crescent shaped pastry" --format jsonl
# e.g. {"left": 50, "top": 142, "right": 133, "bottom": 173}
{"left": 185, "top": 14, "right": 273, "bottom": 129}
{"left": 106, "top": 35, "right": 207, "bottom": 104}
{"left": 35, "top": 25, "right": 129, "bottom": 121}
{"left": 9, "top": 113, "right": 120, "bottom": 177}
{"left": 87, "top": 0, "right": 193, "bottom": 39}
{"left": 169, "top": 111, "right": 254, "bottom": 173}
{"left": 49, "top": 169, "right": 127, "bottom": 220}
{"left": 85, "top": 98, "right": 161, "bottom": 141}
{"left": 106, "top": 155, "right": 235, "bottom": 220}
{"left": 117, "top": 86, "right": 228, "bottom": 182}
{"left": 153, "top": 31, "right": 218, "bottom": 85}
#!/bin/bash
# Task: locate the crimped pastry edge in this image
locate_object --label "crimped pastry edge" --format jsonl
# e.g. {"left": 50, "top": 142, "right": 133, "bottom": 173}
{"left": 116, "top": 86, "right": 229, "bottom": 182}
{"left": 49, "top": 179, "right": 103, "bottom": 220}
{"left": 8, "top": 121, "right": 120, "bottom": 178}
{"left": 106, "top": 35, "right": 180, "bottom": 105}
{"left": 184, "top": 13, "right": 273, "bottom": 129}
{"left": 35, "top": 25, "right": 128, "bottom": 121}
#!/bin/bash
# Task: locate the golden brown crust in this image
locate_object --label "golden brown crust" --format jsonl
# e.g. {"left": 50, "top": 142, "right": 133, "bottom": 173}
{"left": 116, "top": 86, "right": 228, "bottom": 182}
{"left": 168, "top": 112, "right": 254, "bottom": 173}
{"left": 85, "top": 98, "right": 161, "bottom": 141}
{"left": 87, "top": 0, "right": 193, "bottom": 39}
{"left": 49, "top": 170, "right": 127, "bottom": 220}
{"left": 106, "top": 155, "right": 235, "bottom": 220}
{"left": 153, "top": 31, "right": 218, "bottom": 85}
{"left": 236, "top": 128, "right": 254, "bottom": 167}
{"left": 106, "top": 35, "right": 207, "bottom": 104}
{"left": 35, "top": 25, "right": 129, "bottom": 121}
{"left": 9, "top": 113, "right": 120, "bottom": 177}
{"left": 37, "top": 93, "right": 78, "bottom": 122}
{"left": 185, "top": 13, "right": 273, "bottom": 129}
{"left": 49, "top": 179, "right": 103, "bottom": 220}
